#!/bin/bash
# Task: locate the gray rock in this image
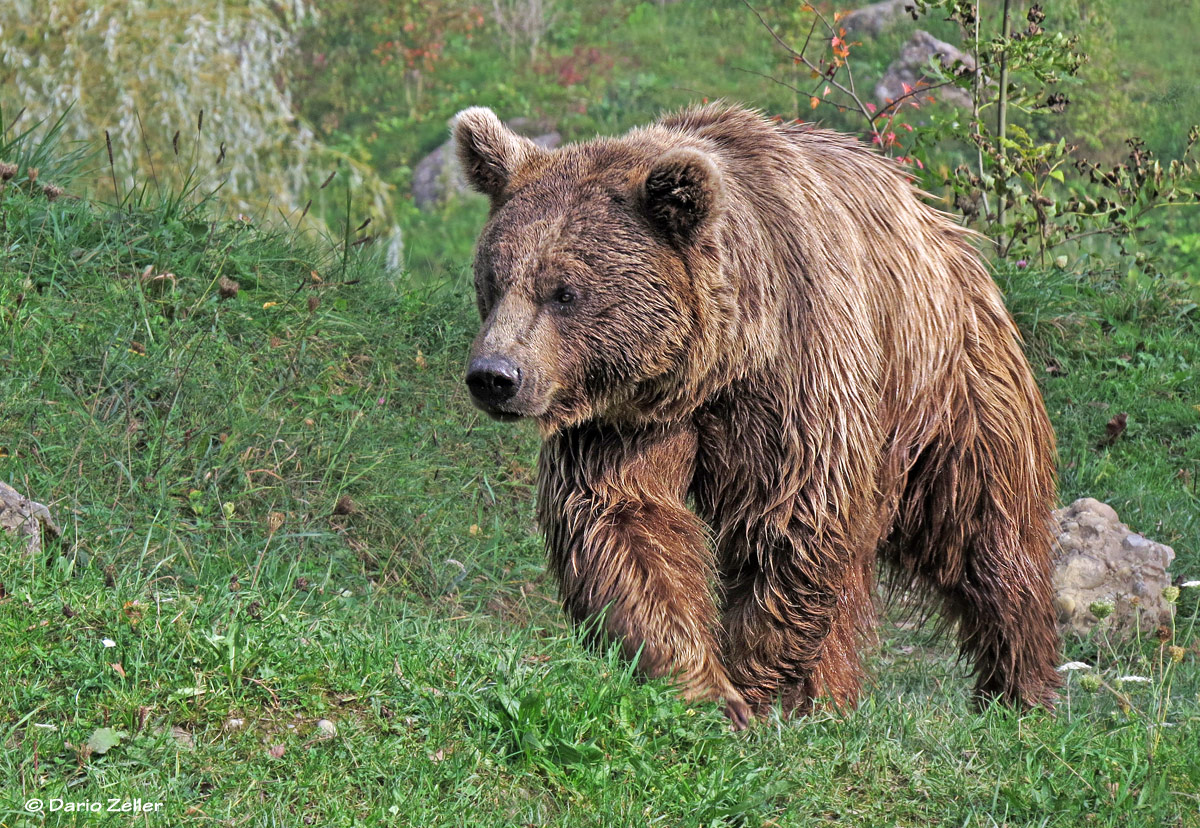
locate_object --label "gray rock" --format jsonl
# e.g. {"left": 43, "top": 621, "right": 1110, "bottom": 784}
{"left": 0, "top": 481, "right": 60, "bottom": 556}
{"left": 412, "top": 117, "right": 560, "bottom": 209}
{"left": 843, "top": 0, "right": 920, "bottom": 37}
{"left": 875, "top": 30, "right": 976, "bottom": 110}
{"left": 1051, "top": 497, "right": 1176, "bottom": 639}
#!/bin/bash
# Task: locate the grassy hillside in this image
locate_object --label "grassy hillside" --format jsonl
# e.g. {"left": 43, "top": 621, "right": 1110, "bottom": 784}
{"left": 293, "top": 1, "right": 1200, "bottom": 172}
{"left": 3, "top": 0, "right": 1200, "bottom": 824}
{"left": 292, "top": 0, "right": 1200, "bottom": 287}
{"left": 2, "top": 140, "right": 1199, "bottom": 825}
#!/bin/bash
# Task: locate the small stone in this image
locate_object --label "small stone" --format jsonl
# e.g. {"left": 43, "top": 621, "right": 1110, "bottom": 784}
{"left": 1053, "top": 595, "right": 1074, "bottom": 620}
{"left": 167, "top": 725, "right": 194, "bottom": 750}
{"left": 315, "top": 719, "right": 337, "bottom": 738}
{"left": 1062, "top": 556, "right": 1105, "bottom": 590}
{"left": 1086, "top": 499, "right": 1120, "bottom": 522}
{"left": 1, "top": 481, "right": 62, "bottom": 556}
{"left": 1052, "top": 498, "right": 1175, "bottom": 640}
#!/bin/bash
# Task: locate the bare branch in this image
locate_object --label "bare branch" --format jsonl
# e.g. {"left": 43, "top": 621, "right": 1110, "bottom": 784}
{"left": 876, "top": 79, "right": 959, "bottom": 121}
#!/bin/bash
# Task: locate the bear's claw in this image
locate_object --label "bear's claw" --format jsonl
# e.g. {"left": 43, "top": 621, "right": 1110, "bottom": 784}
{"left": 724, "top": 697, "right": 752, "bottom": 731}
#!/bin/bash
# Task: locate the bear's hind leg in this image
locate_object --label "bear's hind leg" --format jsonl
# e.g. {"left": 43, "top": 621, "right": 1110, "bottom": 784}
{"left": 888, "top": 442, "right": 1062, "bottom": 710}
{"left": 951, "top": 505, "right": 1062, "bottom": 709}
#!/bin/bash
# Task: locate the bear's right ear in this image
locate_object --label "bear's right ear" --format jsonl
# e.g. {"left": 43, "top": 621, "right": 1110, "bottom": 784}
{"left": 638, "top": 149, "right": 725, "bottom": 247}
{"left": 452, "top": 107, "right": 543, "bottom": 200}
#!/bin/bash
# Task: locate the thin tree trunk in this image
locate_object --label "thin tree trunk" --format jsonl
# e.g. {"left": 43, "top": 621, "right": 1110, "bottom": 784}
{"left": 996, "top": 0, "right": 1013, "bottom": 256}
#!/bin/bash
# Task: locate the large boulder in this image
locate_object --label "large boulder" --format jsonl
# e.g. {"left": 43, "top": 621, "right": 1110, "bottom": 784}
{"left": 1051, "top": 498, "right": 1176, "bottom": 639}
{"left": 843, "top": 0, "right": 920, "bottom": 37}
{"left": 412, "top": 117, "right": 561, "bottom": 209}
{"left": 875, "top": 30, "right": 975, "bottom": 110}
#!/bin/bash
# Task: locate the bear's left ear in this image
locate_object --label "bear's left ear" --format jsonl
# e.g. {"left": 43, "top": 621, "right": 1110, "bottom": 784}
{"left": 452, "top": 107, "right": 544, "bottom": 201}
{"left": 638, "top": 149, "right": 725, "bottom": 246}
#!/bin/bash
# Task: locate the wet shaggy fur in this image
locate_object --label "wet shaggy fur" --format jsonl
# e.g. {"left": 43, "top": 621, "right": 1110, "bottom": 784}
{"left": 455, "top": 104, "right": 1062, "bottom": 728}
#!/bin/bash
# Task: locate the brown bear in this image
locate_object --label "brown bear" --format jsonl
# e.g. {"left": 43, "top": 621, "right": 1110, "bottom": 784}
{"left": 455, "top": 103, "right": 1061, "bottom": 729}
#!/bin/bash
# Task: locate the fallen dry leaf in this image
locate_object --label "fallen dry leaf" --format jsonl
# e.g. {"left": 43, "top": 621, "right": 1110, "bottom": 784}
{"left": 1098, "top": 412, "right": 1128, "bottom": 448}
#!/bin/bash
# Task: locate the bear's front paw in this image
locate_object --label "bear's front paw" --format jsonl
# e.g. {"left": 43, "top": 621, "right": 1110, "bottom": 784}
{"left": 724, "top": 696, "right": 752, "bottom": 731}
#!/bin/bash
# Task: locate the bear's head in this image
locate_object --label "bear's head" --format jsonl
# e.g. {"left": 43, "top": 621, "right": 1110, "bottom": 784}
{"left": 455, "top": 107, "right": 726, "bottom": 432}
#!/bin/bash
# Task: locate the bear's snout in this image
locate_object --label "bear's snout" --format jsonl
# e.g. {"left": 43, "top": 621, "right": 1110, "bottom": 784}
{"left": 465, "top": 354, "right": 523, "bottom": 417}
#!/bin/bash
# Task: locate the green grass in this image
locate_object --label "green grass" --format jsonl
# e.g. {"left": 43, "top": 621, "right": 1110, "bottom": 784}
{"left": 3, "top": 138, "right": 1200, "bottom": 826}
{"left": 1104, "top": 0, "right": 1200, "bottom": 161}
{"left": 995, "top": 261, "right": 1200, "bottom": 549}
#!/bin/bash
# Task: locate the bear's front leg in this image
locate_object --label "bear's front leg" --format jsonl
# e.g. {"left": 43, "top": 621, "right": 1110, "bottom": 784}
{"left": 537, "top": 422, "right": 750, "bottom": 729}
{"left": 720, "top": 537, "right": 874, "bottom": 717}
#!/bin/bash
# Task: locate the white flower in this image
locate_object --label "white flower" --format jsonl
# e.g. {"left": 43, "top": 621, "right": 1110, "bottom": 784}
{"left": 102, "top": 638, "right": 116, "bottom": 648}
{"left": 1117, "top": 675, "right": 1152, "bottom": 683}
{"left": 1056, "top": 661, "right": 1092, "bottom": 671}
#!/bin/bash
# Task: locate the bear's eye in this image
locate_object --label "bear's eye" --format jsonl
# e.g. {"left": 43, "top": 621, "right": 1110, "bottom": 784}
{"left": 551, "top": 287, "right": 576, "bottom": 306}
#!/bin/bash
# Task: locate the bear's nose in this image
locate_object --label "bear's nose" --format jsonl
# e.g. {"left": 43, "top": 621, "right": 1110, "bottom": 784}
{"left": 466, "top": 356, "right": 522, "bottom": 408}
